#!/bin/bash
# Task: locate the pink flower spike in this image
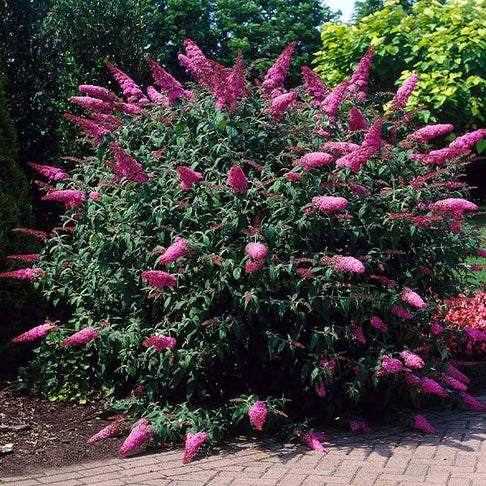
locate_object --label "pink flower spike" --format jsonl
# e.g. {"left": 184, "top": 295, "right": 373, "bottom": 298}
{"left": 27, "top": 162, "right": 68, "bottom": 181}
{"left": 245, "top": 243, "right": 267, "bottom": 260}
{"left": 6, "top": 254, "right": 40, "bottom": 264}
{"left": 142, "top": 335, "right": 176, "bottom": 351}
{"left": 370, "top": 316, "right": 388, "bottom": 332}
{"left": 60, "top": 326, "right": 99, "bottom": 347}
{"left": 430, "top": 323, "right": 444, "bottom": 335}
{"left": 401, "top": 289, "right": 428, "bottom": 309}
{"left": 295, "top": 152, "right": 333, "bottom": 171}
{"left": 439, "top": 375, "right": 467, "bottom": 392}
{"left": 176, "top": 166, "right": 203, "bottom": 190}
{"left": 408, "top": 124, "right": 454, "bottom": 144}
{"left": 460, "top": 392, "right": 486, "bottom": 411}
{"left": 404, "top": 372, "right": 421, "bottom": 386}
{"left": 300, "top": 431, "right": 328, "bottom": 453}
{"left": 118, "top": 419, "right": 155, "bottom": 456}
{"left": 351, "top": 322, "right": 366, "bottom": 344}
{"left": 335, "top": 147, "right": 374, "bottom": 173}
{"left": 449, "top": 129, "right": 486, "bottom": 150}
{"left": 331, "top": 256, "right": 365, "bottom": 274}
{"left": 0, "top": 268, "right": 43, "bottom": 282}
{"left": 463, "top": 326, "right": 486, "bottom": 341}
{"left": 400, "top": 350, "right": 424, "bottom": 369}
{"left": 248, "top": 401, "right": 268, "bottom": 431}
{"left": 261, "top": 41, "right": 297, "bottom": 98}
{"left": 88, "top": 422, "right": 123, "bottom": 444}
{"left": 227, "top": 165, "right": 248, "bottom": 194}
{"left": 105, "top": 60, "right": 149, "bottom": 106}
{"left": 12, "top": 320, "right": 57, "bottom": 343}
{"left": 315, "top": 381, "right": 326, "bottom": 397}
{"left": 446, "top": 364, "right": 470, "bottom": 384}
{"left": 301, "top": 66, "right": 328, "bottom": 105}
{"left": 284, "top": 171, "right": 301, "bottom": 181}
{"left": 89, "top": 191, "right": 101, "bottom": 201}
{"left": 146, "top": 86, "right": 166, "bottom": 105}
{"left": 350, "top": 420, "right": 372, "bottom": 434}
{"left": 418, "top": 377, "right": 448, "bottom": 397}
{"left": 320, "top": 80, "right": 349, "bottom": 120}
{"left": 414, "top": 415, "right": 439, "bottom": 435}
{"left": 245, "top": 259, "right": 263, "bottom": 273}
{"left": 348, "top": 106, "right": 367, "bottom": 132}
{"left": 392, "top": 305, "right": 413, "bottom": 320}
{"left": 390, "top": 74, "right": 419, "bottom": 111}
{"left": 141, "top": 270, "right": 177, "bottom": 289}
{"left": 264, "top": 92, "right": 297, "bottom": 118}
{"left": 79, "top": 85, "right": 121, "bottom": 103}
{"left": 183, "top": 432, "right": 208, "bottom": 464}
{"left": 157, "top": 238, "right": 190, "bottom": 265}
{"left": 375, "top": 355, "right": 403, "bottom": 376}
{"left": 430, "top": 198, "right": 478, "bottom": 217}
{"left": 42, "top": 190, "right": 86, "bottom": 209}
{"left": 12, "top": 228, "right": 48, "bottom": 241}
{"left": 312, "top": 196, "right": 348, "bottom": 213}
{"left": 69, "top": 96, "right": 113, "bottom": 113}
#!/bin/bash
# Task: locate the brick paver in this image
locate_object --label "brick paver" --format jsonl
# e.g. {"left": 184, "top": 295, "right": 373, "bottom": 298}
{"left": 2, "top": 397, "right": 486, "bottom": 486}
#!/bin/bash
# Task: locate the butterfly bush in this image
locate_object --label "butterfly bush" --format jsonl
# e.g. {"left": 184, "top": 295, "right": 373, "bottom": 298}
{"left": 10, "top": 40, "right": 486, "bottom": 460}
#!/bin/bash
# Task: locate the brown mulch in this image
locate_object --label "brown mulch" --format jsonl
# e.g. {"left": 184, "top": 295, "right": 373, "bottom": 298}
{"left": 0, "top": 385, "right": 126, "bottom": 478}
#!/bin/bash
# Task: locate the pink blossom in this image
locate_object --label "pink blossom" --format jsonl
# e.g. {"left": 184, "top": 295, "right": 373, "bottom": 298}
{"left": 284, "top": 171, "right": 301, "bottom": 181}
{"left": 312, "top": 196, "right": 348, "bottom": 213}
{"left": 449, "top": 129, "right": 486, "bottom": 150}
{"left": 362, "top": 118, "right": 384, "bottom": 150}
{"left": 183, "top": 432, "right": 208, "bottom": 464}
{"left": 335, "top": 147, "right": 375, "bottom": 172}
{"left": 60, "top": 326, "right": 99, "bottom": 347}
{"left": 261, "top": 42, "right": 297, "bottom": 98}
{"left": 79, "top": 85, "right": 121, "bottom": 103}
{"left": 430, "top": 323, "right": 444, "bottom": 335}
{"left": 105, "top": 61, "right": 149, "bottom": 105}
{"left": 12, "top": 320, "right": 57, "bottom": 343}
{"left": 146, "top": 86, "right": 166, "bottom": 105}
{"left": 176, "top": 166, "right": 203, "bottom": 190}
{"left": 418, "top": 377, "right": 448, "bottom": 397}
{"left": 27, "top": 162, "right": 68, "bottom": 181}
{"left": 245, "top": 243, "right": 268, "bottom": 260}
{"left": 414, "top": 415, "right": 439, "bottom": 435}
{"left": 463, "top": 326, "right": 486, "bottom": 341}
{"left": 107, "top": 143, "right": 148, "bottom": 184}
{"left": 89, "top": 191, "right": 101, "bottom": 201}
{"left": 370, "top": 316, "right": 388, "bottom": 332}
{"left": 301, "top": 66, "right": 328, "bottom": 104}
{"left": 297, "top": 267, "right": 314, "bottom": 278}
{"left": 298, "top": 431, "right": 329, "bottom": 453}
{"left": 118, "top": 419, "right": 155, "bottom": 456}
{"left": 142, "top": 335, "right": 176, "bottom": 351}
{"left": 64, "top": 113, "right": 113, "bottom": 142}
{"left": 12, "top": 228, "right": 48, "bottom": 241}
{"left": 460, "top": 392, "right": 486, "bottom": 411}
{"left": 404, "top": 372, "right": 421, "bottom": 385}
{"left": 248, "top": 401, "right": 268, "bottom": 431}
{"left": 0, "top": 268, "right": 43, "bottom": 282}
{"left": 408, "top": 124, "right": 454, "bottom": 143}
{"left": 146, "top": 55, "right": 192, "bottom": 105}
{"left": 375, "top": 355, "right": 403, "bottom": 376}
{"left": 42, "top": 190, "right": 86, "bottom": 209}
{"left": 315, "top": 381, "right": 326, "bottom": 397}
{"left": 370, "top": 275, "right": 396, "bottom": 288}
{"left": 392, "top": 305, "right": 413, "bottom": 319}
{"left": 400, "top": 350, "right": 424, "bottom": 369}
{"left": 69, "top": 96, "right": 113, "bottom": 113}
{"left": 157, "top": 238, "right": 190, "bottom": 265}
{"left": 477, "top": 249, "right": 486, "bottom": 258}
{"left": 88, "top": 422, "right": 123, "bottom": 444}
{"left": 117, "top": 102, "right": 144, "bottom": 115}
{"left": 245, "top": 259, "right": 263, "bottom": 273}
{"left": 446, "top": 364, "right": 470, "bottom": 384}
{"left": 431, "top": 198, "right": 478, "bottom": 217}
{"left": 331, "top": 256, "right": 365, "bottom": 274}
{"left": 141, "top": 270, "right": 177, "bottom": 288}
{"left": 320, "top": 80, "right": 349, "bottom": 120}
{"left": 401, "top": 289, "right": 428, "bottom": 309}
{"left": 348, "top": 106, "right": 368, "bottom": 132}
{"left": 319, "top": 358, "right": 336, "bottom": 375}
{"left": 264, "top": 92, "right": 297, "bottom": 118}
{"left": 321, "top": 142, "right": 359, "bottom": 155}
{"left": 439, "top": 375, "right": 467, "bottom": 392}
{"left": 7, "top": 254, "right": 40, "bottom": 264}
{"left": 390, "top": 74, "right": 419, "bottom": 111}
{"left": 349, "top": 420, "right": 372, "bottom": 433}
{"left": 347, "top": 46, "right": 374, "bottom": 99}
{"left": 227, "top": 165, "right": 248, "bottom": 194}
{"left": 295, "top": 152, "right": 333, "bottom": 171}
{"left": 351, "top": 322, "right": 366, "bottom": 344}
{"left": 408, "top": 147, "right": 468, "bottom": 165}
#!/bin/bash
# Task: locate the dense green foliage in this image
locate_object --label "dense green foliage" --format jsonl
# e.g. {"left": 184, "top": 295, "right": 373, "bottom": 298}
{"left": 14, "top": 42, "right": 483, "bottom": 449}
{"left": 352, "top": 0, "right": 418, "bottom": 22}
{"left": 0, "top": 76, "right": 44, "bottom": 376}
{"left": 315, "top": 0, "right": 486, "bottom": 131}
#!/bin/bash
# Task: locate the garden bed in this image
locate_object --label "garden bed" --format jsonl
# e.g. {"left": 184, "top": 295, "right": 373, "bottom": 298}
{"left": 0, "top": 386, "right": 136, "bottom": 477}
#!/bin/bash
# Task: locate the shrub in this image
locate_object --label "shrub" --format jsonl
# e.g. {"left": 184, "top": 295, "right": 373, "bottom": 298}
{"left": 6, "top": 40, "right": 486, "bottom": 458}
{"left": 314, "top": 0, "right": 486, "bottom": 131}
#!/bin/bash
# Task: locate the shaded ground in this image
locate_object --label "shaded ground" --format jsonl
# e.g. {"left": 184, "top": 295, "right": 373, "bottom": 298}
{"left": 0, "top": 386, "right": 136, "bottom": 477}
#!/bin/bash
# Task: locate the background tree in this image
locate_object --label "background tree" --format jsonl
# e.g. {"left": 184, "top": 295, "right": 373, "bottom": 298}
{"left": 352, "top": 0, "right": 417, "bottom": 21}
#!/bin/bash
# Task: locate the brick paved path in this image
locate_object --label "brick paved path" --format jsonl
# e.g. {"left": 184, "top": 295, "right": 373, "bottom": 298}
{"left": 3, "top": 397, "right": 486, "bottom": 486}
